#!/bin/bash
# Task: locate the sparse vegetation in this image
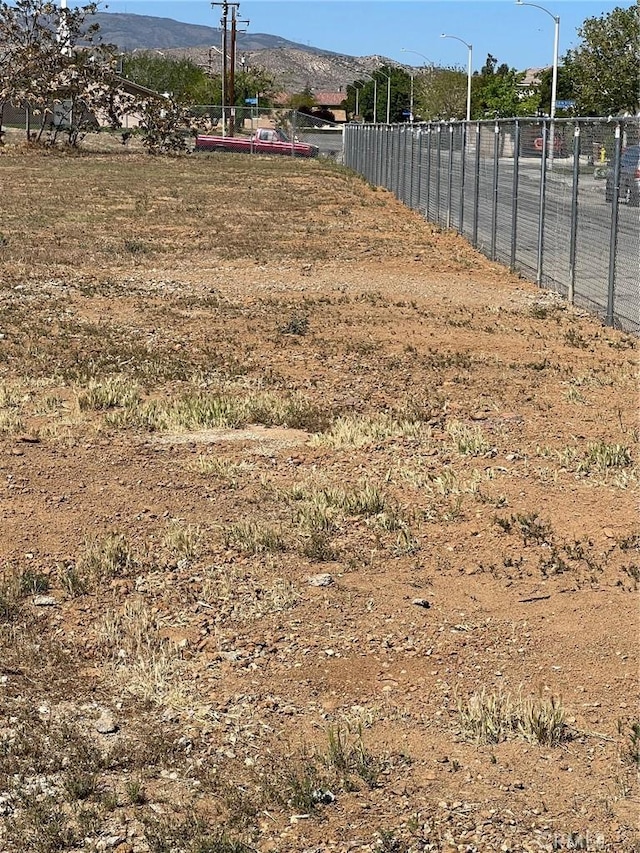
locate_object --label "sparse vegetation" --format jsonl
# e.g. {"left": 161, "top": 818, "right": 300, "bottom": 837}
{"left": 309, "top": 413, "right": 425, "bottom": 449}
{"left": 446, "top": 419, "right": 492, "bottom": 456}
{"left": 458, "top": 689, "right": 568, "bottom": 746}
{"left": 78, "top": 376, "right": 141, "bottom": 411}
{"left": 75, "top": 533, "right": 135, "bottom": 586}
{"left": 0, "top": 144, "right": 636, "bottom": 851}
{"left": 222, "top": 520, "right": 286, "bottom": 554}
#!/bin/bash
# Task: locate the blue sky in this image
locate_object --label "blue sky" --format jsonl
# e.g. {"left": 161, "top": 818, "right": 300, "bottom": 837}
{"left": 98, "top": 1, "right": 624, "bottom": 72}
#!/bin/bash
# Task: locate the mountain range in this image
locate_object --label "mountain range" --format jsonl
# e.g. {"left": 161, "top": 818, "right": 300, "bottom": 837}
{"left": 93, "top": 12, "right": 401, "bottom": 93}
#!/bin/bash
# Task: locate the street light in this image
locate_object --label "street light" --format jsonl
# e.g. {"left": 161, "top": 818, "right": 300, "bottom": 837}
{"left": 358, "top": 71, "right": 378, "bottom": 123}
{"left": 401, "top": 49, "right": 435, "bottom": 123}
{"left": 516, "top": 1, "right": 560, "bottom": 165}
{"left": 440, "top": 34, "right": 472, "bottom": 122}
{"left": 375, "top": 69, "right": 392, "bottom": 125}
{"left": 351, "top": 80, "right": 366, "bottom": 120}
{"left": 516, "top": 1, "right": 559, "bottom": 120}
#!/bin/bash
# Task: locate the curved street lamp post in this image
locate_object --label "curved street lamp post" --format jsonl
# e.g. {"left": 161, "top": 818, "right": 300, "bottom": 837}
{"left": 401, "top": 49, "right": 435, "bottom": 123}
{"left": 352, "top": 80, "right": 366, "bottom": 120}
{"left": 358, "top": 71, "right": 378, "bottom": 123}
{"left": 440, "top": 34, "right": 472, "bottom": 122}
{"left": 374, "top": 69, "right": 392, "bottom": 125}
{"left": 516, "top": 0, "right": 560, "bottom": 166}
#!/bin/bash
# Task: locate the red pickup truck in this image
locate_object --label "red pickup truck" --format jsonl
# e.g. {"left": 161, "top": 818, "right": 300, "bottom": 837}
{"left": 195, "top": 127, "right": 319, "bottom": 158}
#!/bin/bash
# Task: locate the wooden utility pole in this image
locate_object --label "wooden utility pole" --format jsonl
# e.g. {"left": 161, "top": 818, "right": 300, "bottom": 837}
{"left": 228, "top": 7, "right": 236, "bottom": 136}
{"left": 212, "top": 1, "right": 240, "bottom": 136}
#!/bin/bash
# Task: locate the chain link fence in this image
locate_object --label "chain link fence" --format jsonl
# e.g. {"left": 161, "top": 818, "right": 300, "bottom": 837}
{"left": 344, "top": 117, "right": 640, "bottom": 333}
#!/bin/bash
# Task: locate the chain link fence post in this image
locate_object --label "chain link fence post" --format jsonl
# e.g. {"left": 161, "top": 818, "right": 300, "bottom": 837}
{"left": 472, "top": 122, "right": 481, "bottom": 247}
{"left": 435, "top": 125, "right": 442, "bottom": 225}
{"left": 416, "top": 129, "right": 424, "bottom": 213}
{"left": 568, "top": 124, "right": 581, "bottom": 304}
{"left": 459, "top": 123, "right": 467, "bottom": 234}
{"left": 446, "top": 124, "right": 454, "bottom": 229}
{"left": 510, "top": 120, "right": 520, "bottom": 272}
{"left": 535, "top": 120, "right": 548, "bottom": 286}
{"left": 425, "top": 126, "right": 432, "bottom": 220}
{"left": 607, "top": 123, "right": 623, "bottom": 326}
{"left": 490, "top": 121, "right": 500, "bottom": 260}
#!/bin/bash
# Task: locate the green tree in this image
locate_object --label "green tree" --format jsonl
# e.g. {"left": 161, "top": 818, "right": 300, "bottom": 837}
{"left": 415, "top": 66, "right": 467, "bottom": 120}
{"left": 121, "top": 54, "right": 214, "bottom": 103}
{"left": 537, "top": 64, "right": 575, "bottom": 115}
{"left": 286, "top": 85, "right": 316, "bottom": 111}
{"left": 474, "top": 67, "right": 535, "bottom": 118}
{"left": 564, "top": 4, "right": 639, "bottom": 115}
{"left": 470, "top": 54, "right": 539, "bottom": 119}
{"left": 234, "top": 68, "right": 276, "bottom": 108}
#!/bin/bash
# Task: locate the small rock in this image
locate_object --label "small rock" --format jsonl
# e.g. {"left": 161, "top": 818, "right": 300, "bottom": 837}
{"left": 307, "top": 573, "right": 334, "bottom": 587}
{"left": 96, "top": 837, "right": 126, "bottom": 852}
{"left": 412, "top": 598, "right": 431, "bottom": 609}
{"left": 95, "top": 712, "right": 118, "bottom": 734}
{"left": 33, "top": 595, "right": 57, "bottom": 607}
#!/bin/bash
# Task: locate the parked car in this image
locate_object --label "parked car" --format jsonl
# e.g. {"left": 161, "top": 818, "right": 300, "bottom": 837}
{"left": 605, "top": 145, "right": 640, "bottom": 205}
{"left": 195, "top": 127, "right": 319, "bottom": 158}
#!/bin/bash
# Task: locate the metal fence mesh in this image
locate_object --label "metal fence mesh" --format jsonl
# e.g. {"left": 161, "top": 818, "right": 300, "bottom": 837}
{"left": 344, "top": 117, "right": 640, "bottom": 333}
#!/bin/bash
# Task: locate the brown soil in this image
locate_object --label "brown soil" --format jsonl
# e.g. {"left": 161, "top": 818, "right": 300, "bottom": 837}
{"left": 0, "top": 145, "right": 638, "bottom": 852}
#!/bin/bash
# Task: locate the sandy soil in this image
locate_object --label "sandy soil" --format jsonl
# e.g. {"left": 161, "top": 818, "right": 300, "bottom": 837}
{"left": 0, "top": 145, "right": 638, "bottom": 852}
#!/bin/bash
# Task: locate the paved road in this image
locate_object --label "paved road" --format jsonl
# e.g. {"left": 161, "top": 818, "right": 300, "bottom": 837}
{"left": 349, "top": 142, "right": 639, "bottom": 332}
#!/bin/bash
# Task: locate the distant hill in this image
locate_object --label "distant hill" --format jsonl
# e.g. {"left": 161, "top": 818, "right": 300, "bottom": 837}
{"left": 92, "top": 11, "right": 402, "bottom": 93}
{"left": 92, "top": 12, "right": 326, "bottom": 54}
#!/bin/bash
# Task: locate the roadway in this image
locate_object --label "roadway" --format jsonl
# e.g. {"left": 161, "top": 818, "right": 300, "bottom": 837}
{"left": 360, "top": 145, "right": 639, "bottom": 333}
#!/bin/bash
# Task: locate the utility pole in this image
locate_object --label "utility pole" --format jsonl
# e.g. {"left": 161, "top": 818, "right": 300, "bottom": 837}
{"left": 212, "top": 1, "right": 240, "bottom": 136}
{"left": 228, "top": 9, "right": 249, "bottom": 137}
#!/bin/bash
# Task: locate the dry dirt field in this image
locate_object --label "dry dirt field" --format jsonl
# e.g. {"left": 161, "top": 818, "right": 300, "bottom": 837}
{"left": 0, "top": 143, "right": 638, "bottom": 853}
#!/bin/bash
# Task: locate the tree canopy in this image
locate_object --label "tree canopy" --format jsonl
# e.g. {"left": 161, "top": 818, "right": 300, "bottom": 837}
{"left": 564, "top": 4, "right": 639, "bottom": 116}
{"left": 0, "top": 0, "right": 121, "bottom": 142}
{"left": 122, "top": 52, "right": 276, "bottom": 109}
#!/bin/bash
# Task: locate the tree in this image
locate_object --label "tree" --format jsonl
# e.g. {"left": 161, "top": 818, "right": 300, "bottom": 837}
{"left": 415, "top": 67, "right": 467, "bottom": 120}
{"left": 286, "top": 85, "right": 316, "bottom": 111}
{"left": 471, "top": 54, "right": 539, "bottom": 118}
{"left": 0, "top": 0, "right": 126, "bottom": 144}
{"left": 564, "top": 4, "right": 639, "bottom": 115}
{"left": 537, "top": 64, "right": 575, "bottom": 115}
{"left": 474, "top": 68, "right": 537, "bottom": 118}
{"left": 122, "top": 53, "right": 216, "bottom": 103}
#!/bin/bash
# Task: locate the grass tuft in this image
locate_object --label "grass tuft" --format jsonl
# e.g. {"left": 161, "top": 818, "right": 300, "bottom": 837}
{"left": 78, "top": 376, "right": 141, "bottom": 411}
{"left": 458, "top": 688, "right": 568, "bottom": 746}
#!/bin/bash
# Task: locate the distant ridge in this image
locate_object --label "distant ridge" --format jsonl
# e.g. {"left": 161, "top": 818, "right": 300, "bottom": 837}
{"left": 92, "top": 12, "right": 338, "bottom": 55}
{"left": 92, "top": 11, "right": 403, "bottom": 92}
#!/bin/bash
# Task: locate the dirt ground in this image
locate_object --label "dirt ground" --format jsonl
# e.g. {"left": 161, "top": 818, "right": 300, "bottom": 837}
{"left": 0, "top": 143, "right": 638, "bottom": 852}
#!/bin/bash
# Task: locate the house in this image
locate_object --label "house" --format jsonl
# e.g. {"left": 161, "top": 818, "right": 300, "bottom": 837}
{"left": 518, "top": 67, "right": 548, "bottom": 100}
{"left": 310, "top": 91, "right": 348, "bottom": 123}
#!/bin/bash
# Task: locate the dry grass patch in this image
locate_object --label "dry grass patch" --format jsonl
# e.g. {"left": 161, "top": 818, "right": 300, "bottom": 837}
{"left": 457, "top": 688, "right": 568, "bottom": 746}
{"left": 309, "top": 412, "right": 426, "bottom": 449}
{"left": 96, "top": 599, "right": 190, "bottom": 708}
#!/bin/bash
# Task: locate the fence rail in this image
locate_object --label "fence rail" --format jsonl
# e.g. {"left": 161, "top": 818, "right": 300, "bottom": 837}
{"left": 344, "top": 117, "right": 639, "bottom": 333}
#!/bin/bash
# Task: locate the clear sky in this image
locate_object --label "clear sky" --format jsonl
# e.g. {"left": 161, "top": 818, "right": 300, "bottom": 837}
{"left": 96, "top": 1, "right": 625, "bottom": 72}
